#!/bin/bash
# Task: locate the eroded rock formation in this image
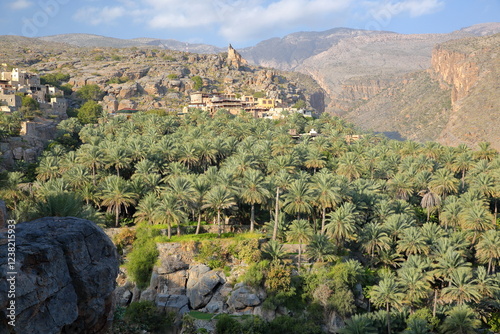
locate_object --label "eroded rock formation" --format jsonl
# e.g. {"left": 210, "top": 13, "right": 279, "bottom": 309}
{"left": 0, "top": 217, "right": 119, "bottom": 334}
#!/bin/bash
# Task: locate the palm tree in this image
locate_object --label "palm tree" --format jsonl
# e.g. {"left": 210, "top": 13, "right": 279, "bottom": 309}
{"left": 202, "top": 185, "right": 236, "bottom": 236}
{"left": 167, "top": 175, "right": 195, "bottom": 234}
{"left": 239, "top": 169, "right": 270, "bottom": 232}
{"left": 359, "top": 222, "right": 391, "bottom": 259}
{"left": 370, "top": 276, "right": 404, "bottom": 334}
{"left": 473, "top": 142, "right": 497, "bottom": 161}
{"left": 432, "top": 249, "right": 471, "bottom": 287}
{"left": 103, "top": 144, "right": 132, "bottom": 177}
{"left": 474, "top": 266, "right": 499, "bottom": 298}
{"left": 440, "top": 196, "right": 462, "bottom": 230}
{"left": 133, "top": 192, "right": 158, "bottom": 224}
{"left": 77, "top": 144, "right": 104, "bottom": 185}
{"left": 36, "top": 156, "right": 60, "bottom": 181}
{"left": 311, "top": 170, "right": 343, "bottom": 234}
{"left": 155, "top": 192, "right": 187, "bottom": 239}
{"left": 282, "top": 178, "right": 314, "bottom": 219}
{"left": 339, "top": 314, "right": 377, "bottom": 334}
{"left": 419, "top": 189, "right": 441, "bottom": 222}
{"left": 388, "top": 173, "right": 414, "bottom": 201}
{"left": 397, "top": 267, "right": 431, "bottom": 312}
{"left": 453, "top": 152, "right": 473, "bottom": 188}
{"left": 337, "top": 152, "right": 363, "bottom": 181}
{"left": 191, "top": 176, "right": 210, "bottom": 235}
{"left": 286, "top": 219, "right": 313, "bottom": 271}
{"left": 440, "top": 305, "right": 481, "bottom": 334}
{"left": 303, "top": 147, "right": 326, "bottom": 172}
{"left": 99, "top": 175, "right": 138, "bottom": 226}
{"left": 396, "top": 226, "right": 430, "bottom": 256}
{"left": 460, "top": 203, "right": 495, "bottom": 244}
{"left": 403, "top": 318, "right": 431, "bottom": 334}
{"left": 262, "top": 240, "right": 286, "bottom": 263}
{"left": 178, "top": 141, "right": 200, "bottom": 169}
{"left": 306, "top": 234, "right": 336, "bottom": 263}
{"left": 476, "top": 230, "right": 500, "bottom": 274}
{"left": 441, "top": 268, "right": 481, "bottom": 305}
{"left": 428, "top": 168, "right": 459, "bottom": 198}
{"left": 325, "top": 202, "right": 358, "bottom": 248}
{"left": 383, "top": 213, "right": 415, "bottom": 244}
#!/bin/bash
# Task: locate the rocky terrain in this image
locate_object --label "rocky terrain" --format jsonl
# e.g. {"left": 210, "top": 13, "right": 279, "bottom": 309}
{"left": 0, "top": 36, "right": 325, "bottom": 114}
{"left": 0, "top": 217, "right": 119, "bottom": 334}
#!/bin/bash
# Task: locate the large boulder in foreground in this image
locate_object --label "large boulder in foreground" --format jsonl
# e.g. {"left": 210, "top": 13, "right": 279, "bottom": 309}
{"left": 0, "top": 217, "right": 119, "bottom": 334}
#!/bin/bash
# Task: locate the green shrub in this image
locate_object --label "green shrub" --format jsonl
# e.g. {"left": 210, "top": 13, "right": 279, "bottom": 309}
{"left": 124, "top": 300, "right": 171, "bottom": 332}
{"left": 195, "top": 240, "right": 228, "bottom": 269}
{"left": 191, "top": 76, "right": 203, "bottom": 91}
{"left": 240, "top": 260, "right": 269, "bottom": 288}
{"left": 215, "top": 314, "right": 241, "bottom": 334}
{"left": 126, "top": 239, "right": 159, "bottom": 289}
{"left": 229, "top": 239, "right": 262, "bottom": 263}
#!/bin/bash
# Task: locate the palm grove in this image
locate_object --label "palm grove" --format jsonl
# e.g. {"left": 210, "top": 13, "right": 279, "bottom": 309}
{"left": 1, "top": 105, "right": 500, "bottom": 333}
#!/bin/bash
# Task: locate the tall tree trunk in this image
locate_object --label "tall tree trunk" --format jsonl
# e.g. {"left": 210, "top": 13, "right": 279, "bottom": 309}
{"left": 167, "top": 222, "right": 172, "bottom": 239}
{"left": 321, "top": 207, "right": 326, "bottom": 234}
{"left": 92, "top": 164, "right": 96, "bottom": 186}
{"left": 433, "top": 289, "right": 438, "bottom": 317}
{"left": 217, "top": 209, "right": 222, "bottom": 237}
{"left": 386, "top": 302, "right": 391, "bottom": 334}
{"left": 298, "top": 242, "right": 302, "bottom": 273}
{"left": 250, "top": 203, "right": 255, "bottom": 233}
{"left": 273, "top": 187, "right": 280, "bottom": 241}
{"left": 196, "top": 211, "right": 202, "bottom": 235}
{"left": 115, "top": 205, "right": 120, "bottom": 227}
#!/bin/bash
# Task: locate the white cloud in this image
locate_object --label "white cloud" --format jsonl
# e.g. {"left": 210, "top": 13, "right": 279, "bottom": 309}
{"left": 74, "top": 6, "right": 126, "bottom": 25}
{"left": 9, "top": 0, "right": 34, "bottom": 10}
{"left": 71, "top": 0, "right": 446, "bottom": 43}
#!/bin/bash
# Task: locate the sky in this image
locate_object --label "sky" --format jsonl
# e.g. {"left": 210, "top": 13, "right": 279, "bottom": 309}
{"left": 0, "top": 0, "right": 499, "bottom": 48}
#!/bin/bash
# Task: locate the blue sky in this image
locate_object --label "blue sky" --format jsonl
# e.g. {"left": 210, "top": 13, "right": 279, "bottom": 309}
{"left": 0, "top": 0, "right": 498, "bottom": 47}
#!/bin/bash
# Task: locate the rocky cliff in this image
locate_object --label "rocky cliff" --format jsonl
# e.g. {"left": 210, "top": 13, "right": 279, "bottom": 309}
{"left": 0, "top": 217, "right": 119, "bottom": 334}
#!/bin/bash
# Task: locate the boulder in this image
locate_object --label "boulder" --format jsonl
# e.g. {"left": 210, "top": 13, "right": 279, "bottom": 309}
{"left": 186, "top": 265, "right": 223, "bottom": 309}
{"left": 227, "top": 285, "right": 261, "bottom": 311}
{"left": 0, "top": 217, "right": 119, "bottom": 334}
{"left": 156, "top": 294, "right": 189, "bottom": 315}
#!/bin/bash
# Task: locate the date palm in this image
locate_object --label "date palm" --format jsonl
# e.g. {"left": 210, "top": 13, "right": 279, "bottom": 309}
{"left": 440, "top": 196, "right": 462, "bottom": 230}
{"left": 440, "top": 305, "right": 481, "bottom": 334}
{"left": 154, "top": 192, "right": 187, "bottom": 239}
{"left": 303, "top": 148, "right": 326, "bottom": 173}
{"left": 306, "top": 234, "right": 337, "bottom": 263}
{"left": 239, "top": 169, "right": 270, "bottom": 232}
{"left": 460, "top": 203, "right": 495, "bottom": 244}
{"left": 396, "top": 226, "right": 430, "bottom": 256}
{"left": 419, "top": 189, "right": 441, "bottom": 222}
{"left": 133, "top": 192, "right": 158, "bottom": 224}
{"left": 282, "top": 178, "right": 314, "bottom": 219}
{"left": 286, "top": 219, "right": 313, "bottom": 271}
{"left": 428, "top": 168, "right": 459, "bottom": 198}
{"left": 359, "top": 222, "right": 391, "bottom": 259}
{"left": 202, "top": 185, "right": 236, "bottom": 237}
{"left": 370, "top": 276, "right": 404, "bottom": 334}
{"left": 311, "top": 170, "right": 343, "bottom": 234}
{"left": 476, "top": 230, "right": 500, "bottom": 274}
{"left": 99, "top": 175, "right": 138, "bottom": 226}
{"left": 397, "top": 267, "right": 431, "bottom": 312}
{"left": 337, "top": 152, "right": 363, "bottom": 181}
{"left": 441, "top": 268, "right": 481, "bottom": 305}
{"left": 325, "top": 202, "right": 358, "bottom": 248}
{"left": 77, "top": 144, "right": 104, "bottom": 185}
{"left": 191, "top": 176, "right": 210, "bottom": 235}
{"left": 36, "top": 156, "right": 60, "bottom": 181}
{"left": 339, "top": 314, "right": 377, "bottom": 334}
{"left": 103, "top": 144, "right": 132, "bottom": 177}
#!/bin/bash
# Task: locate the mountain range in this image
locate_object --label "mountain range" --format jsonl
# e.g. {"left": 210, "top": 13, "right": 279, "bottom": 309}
{"left": 14, "top": 23, "right": 500, "bottom": 148}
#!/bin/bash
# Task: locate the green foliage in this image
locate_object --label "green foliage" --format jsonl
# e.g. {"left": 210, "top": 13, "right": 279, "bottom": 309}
{"left": 191, "top": 75, "right": 203, "bottom": 91}
{"left": 113, "top": 227, "right": 137, "bottom": 254}
{"left": 195, "top": 240, "right": 229, "bottom": 269}
{"left": 292, "top": 99, "right": 307, "bottom": 109}
{"left": 111, "top": 55, "right": 122, "bottom": 61}
{"left": 167, "top": 73, "right": 179, "bottom": 79}
{"left": 106, "top": 76, "right": 130, "bottom": 84}
{"left": 253, "top": 91, "right": 265, "bottom": 98}
{"left": 126, "top": 238, "right": 159, "bottom": 289}
{"left": 265, "top": 263, "right": 292, "bottom": 293}
{"left": 240, "top": 260, "right": 269, "bottom": 288}
{"left": 268, "top": 315, "right": 323, "bottom": 334}
{"left": 215, "top": 314, "right": 241, "bottom": 334}
{"left": 124, "top": 300, "right": 171, "bottom": 332}
{"left": 76, "top": 84, "right": 105, "bottom": 102}
{"left": 229, "top": 238, "right": 262, "bottom": 263}
{"left": 77, "top": 100, "right": 103, "bottom": 124}
{"left": 40, "top": 72, "right": 70, "bottom": 87}
{"left": 21, "top": 95, "right": 39, "bottom": 111}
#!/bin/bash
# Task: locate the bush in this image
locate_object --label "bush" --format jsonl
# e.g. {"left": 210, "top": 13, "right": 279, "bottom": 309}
{"left": 191, "top": 76, "right": 203, "bottom": 91}
{"left": 124, "top": 301, "right": 171, "bottom": 332}
{"left": 229, "top": 239, "right": 262, "bottom": 263}
{"left": 195, "top": 240, "right": 228, "bottom": 269}
{"left": 215, "top": 314, "right": 241, "bottom": 334}
{"left": 126, "top": 239, "right": 159, "bottom": 289}
{"left": 240, "top": 260, "right": 269, "bottom": 288}
{"left": 113, "top": 228, "right": 137, "bottom": 254}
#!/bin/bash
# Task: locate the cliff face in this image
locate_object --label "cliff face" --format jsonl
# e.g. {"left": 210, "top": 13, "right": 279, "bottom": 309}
{"left": 431, "top": 46, "right": 479, "bottom": 105}
{"left": 0, "top": 217, "right": 119, "bottom": 334}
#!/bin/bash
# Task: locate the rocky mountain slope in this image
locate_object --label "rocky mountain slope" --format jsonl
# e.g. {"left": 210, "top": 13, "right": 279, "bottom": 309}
{"left": 0, "top": 36, "right": 325, "bottom": 114}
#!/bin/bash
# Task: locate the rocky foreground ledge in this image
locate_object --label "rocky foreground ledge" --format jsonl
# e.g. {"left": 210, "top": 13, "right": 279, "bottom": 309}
{"left": 0, "top": 217, "right": 119, "bottom": 334}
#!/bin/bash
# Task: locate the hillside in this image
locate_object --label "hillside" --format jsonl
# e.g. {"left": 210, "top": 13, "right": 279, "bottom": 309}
{"left": 0, "top": 36, "right": 325, "bottom": 113}
{"left": 339, "top": 33, "right": 500, "bottom": 149}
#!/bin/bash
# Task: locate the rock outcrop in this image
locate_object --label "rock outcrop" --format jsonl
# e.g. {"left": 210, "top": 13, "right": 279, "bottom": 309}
{"left": 227, "top": 44, "right": 248, "bottom": 69}
{"left": 0, "top": 217, "right": 119, "bottom": 334}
